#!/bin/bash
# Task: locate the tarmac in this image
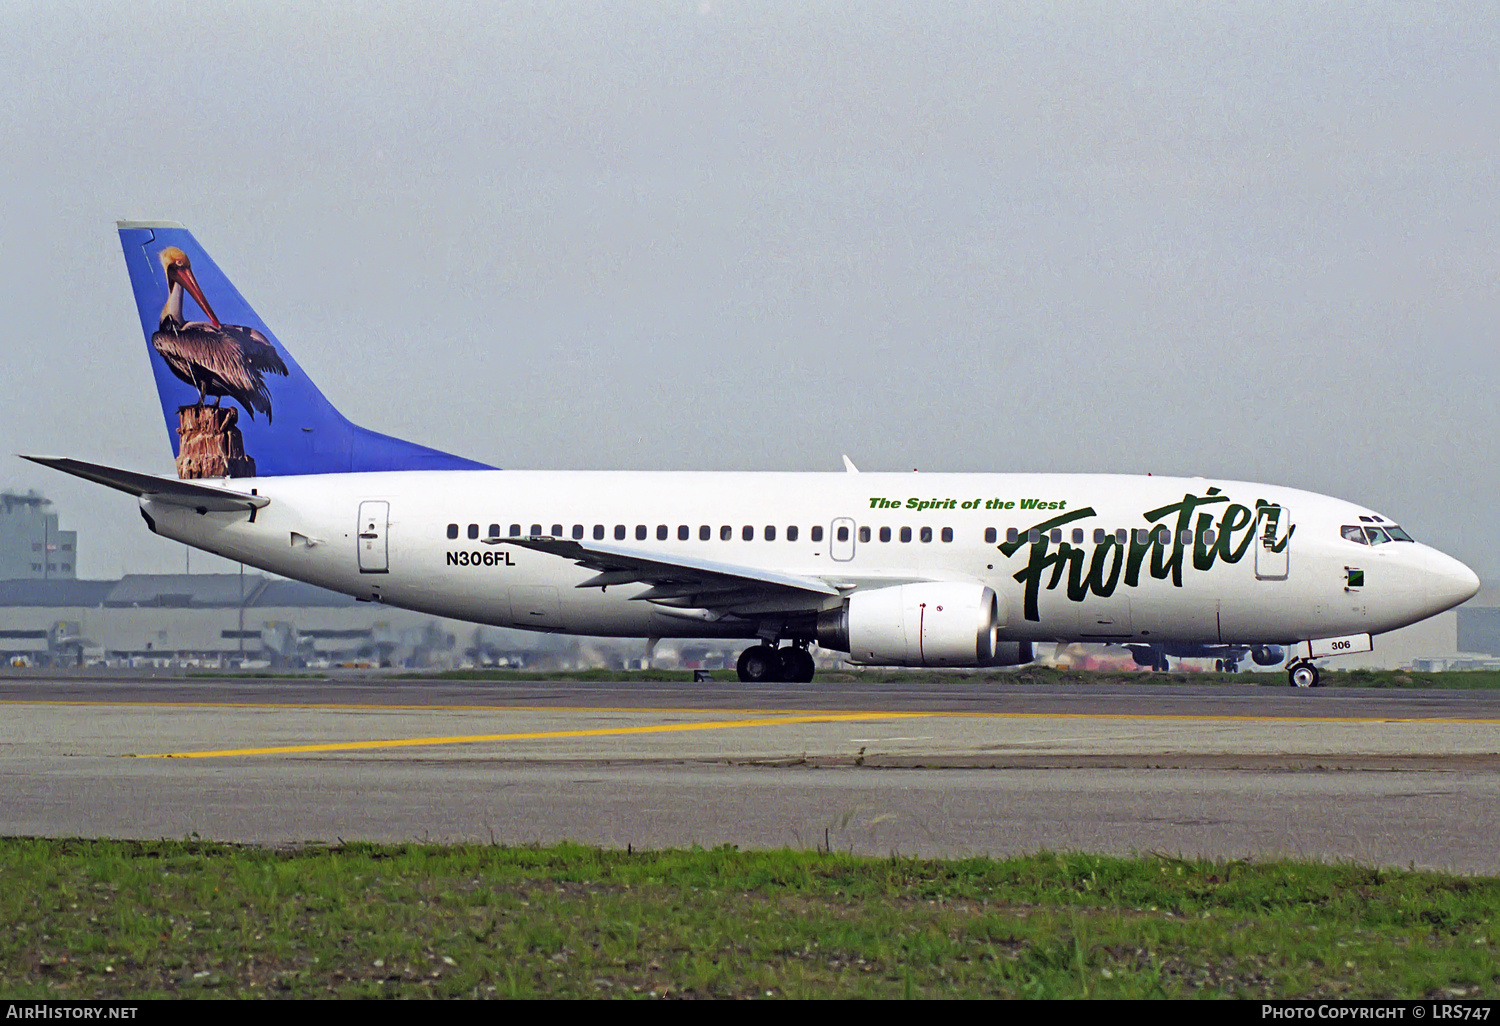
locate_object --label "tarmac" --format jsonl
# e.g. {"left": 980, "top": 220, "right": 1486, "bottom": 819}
{"left": 2, "top": 673, "right": 1497, "bottom": 872}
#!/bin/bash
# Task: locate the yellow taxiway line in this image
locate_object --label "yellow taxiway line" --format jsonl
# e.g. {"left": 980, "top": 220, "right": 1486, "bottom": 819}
{"left": 133, "top": 710, "right": 932, "bottom": 759}
{"left": 117, "top": 706, "right": 1500, "bottom": 759}
{"left": 7, "top": 697, "right": 1492, "bottom": 760}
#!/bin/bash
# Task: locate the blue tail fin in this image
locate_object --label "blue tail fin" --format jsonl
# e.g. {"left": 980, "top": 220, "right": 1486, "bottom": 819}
{"left": 118, "top": 221, "right": 494, "bottom": 479}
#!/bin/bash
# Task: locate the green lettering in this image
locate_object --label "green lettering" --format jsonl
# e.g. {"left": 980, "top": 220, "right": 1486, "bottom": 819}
{"left": 1217, "top": 504, "right": 1254, "bottom": 563}
{"left": 999, "top": 507, "right": 1097, "bottom": 621}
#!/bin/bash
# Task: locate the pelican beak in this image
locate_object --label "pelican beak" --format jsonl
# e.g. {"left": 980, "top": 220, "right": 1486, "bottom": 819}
{"left": 170, "top": 263, "right": 222, "bottom": 328}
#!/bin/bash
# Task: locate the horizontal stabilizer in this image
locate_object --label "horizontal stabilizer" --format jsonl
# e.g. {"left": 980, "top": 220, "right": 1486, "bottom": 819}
{"left": 20, "top": 456, "right": 269, "bottom": 513}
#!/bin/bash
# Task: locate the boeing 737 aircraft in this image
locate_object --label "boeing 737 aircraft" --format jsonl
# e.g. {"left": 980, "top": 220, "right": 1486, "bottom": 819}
{"left": 25, "top": 222, "right": 1482, "bottom": 686}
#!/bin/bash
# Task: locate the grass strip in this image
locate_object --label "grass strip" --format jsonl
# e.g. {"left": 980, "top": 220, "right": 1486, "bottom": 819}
{"left": 2, "top": 839, "right": 1496, "bottom": 999}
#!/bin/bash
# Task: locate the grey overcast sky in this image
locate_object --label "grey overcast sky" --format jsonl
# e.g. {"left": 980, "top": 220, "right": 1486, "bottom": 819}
{"left": 1, "top": 1, "right": 1497, "bottom": 580}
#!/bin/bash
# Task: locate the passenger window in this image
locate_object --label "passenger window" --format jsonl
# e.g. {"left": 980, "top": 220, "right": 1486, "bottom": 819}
{"left": 509, "top": 524, "right": 521, "bottom": 537}
{"left": 985, "top": 528, "right": 997, "bottom": 544}
{"left": 880, "top": 526, "right": 892, "bottom": 543}
{"left": 530, "top": 524, "right": 542, "bottom": 537}
{"left": 594, "top": 525, "right": 605, "bottom": 540}
{"left": 677, "top": 525, "right": 688, "bottom": 541}
{"left": 1341, "top": 525, "right": 1369, "bottom": 545}
{"left": 1093, "top": 528, "right": 1106, "bottom": 544}
{"left": 489, "top": 524, "right": 500, "bottom": 539}
{"left": 468, "top": 524, "right": 479, "bottom": 539}
{"left": 1071, "top": 528, "right": 1084, "bottom": 544}
{"left": 551, "top": 524, "right": 563, "bottom": 537}
{"left": 446, "top": 524, "right": 458, "bottom": 540}
{"left": 1134, "top": 529, "right": 1149, "bottom": 545}
{"left": 920, "top": 526, "right": 933, "bottom": 543}
{"left": 743, "top": 525, "right": 754, "bottom": 541}
{"left": 1028, "top": 529, "right": 1040, "bottom": 544}
{"left": 1006, "top": 528, "right": 1019, "bottom": 544}
{"left": 766, "top": 525, "right": 777, "bottom": 541}
{"left": 656, "top": 524, "right": 668, "bottom": 541}
{"left": 614, "top": 525, "right": 626, "bottom": 540}
{"left": 900, "top": 527, "right": 912, "bottom": 543}
{"left": 1203, "top": 529, "right": 1217, "bottom": 545}
{"left": 941, "top": 527, "right": 953, "bottom": 543}
{"left": 721, "top": 525, "right": 732, "bottom": 541}
{"left": 858, "top": 526, "right": 870, "bottom": 543}
{"left": 837, "top": 526, "right": 849, "bottom": 542}
{"left": 699, "top": 525, "right": 711, "bottom": 541}
{"left": 1049, "top": 529, "right": 1062, "bottom": 544}
{"left": 1116, "top": 528, "right": 1127, "bottom": 545}
{"left": 636, "top": 525, "right": 647, "bottom": 541}
{"left": 1154, "top": 527, "right": 1170, "bottom": 546}
{"left": 787, "top": 525, "right": 798, "bottom": 542}
{"left": 572, "top": 524, "right": 584, "bottom": 540}
{"left": 812, "top": 526, "right": 824, "bottom": 542}
{"left": 1180, "top": 530, "right": 1192, "bottom": 546}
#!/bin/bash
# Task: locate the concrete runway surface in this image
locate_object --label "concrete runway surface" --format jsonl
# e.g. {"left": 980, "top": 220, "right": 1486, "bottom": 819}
{"left": 2, "top": 673, "right": 1497, "bottom": 872}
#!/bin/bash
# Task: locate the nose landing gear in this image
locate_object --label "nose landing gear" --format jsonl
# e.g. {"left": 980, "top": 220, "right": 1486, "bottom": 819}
{"left": 736, "top": 643, "right": 816, "bottom": 683}
{"left": 1287, "top": 660, "right": 1321, "bottom": 688}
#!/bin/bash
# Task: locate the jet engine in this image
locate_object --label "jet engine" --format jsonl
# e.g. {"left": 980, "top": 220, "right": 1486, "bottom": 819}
{"left": 1250, "top": 645, "right": 1284, "bottom": 666}
{"left": 816, "top": 583, "right": 1026, "bottom": 667}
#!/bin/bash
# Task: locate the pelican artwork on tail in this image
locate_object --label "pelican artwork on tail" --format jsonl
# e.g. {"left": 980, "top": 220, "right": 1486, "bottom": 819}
{"left": 152, "top": 246, "right": 287, "bottom": 421}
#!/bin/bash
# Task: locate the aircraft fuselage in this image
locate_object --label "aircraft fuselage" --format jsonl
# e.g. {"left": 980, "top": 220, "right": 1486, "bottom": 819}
{"left": 141, "top": 469, "right": 1479, "bottom": 648}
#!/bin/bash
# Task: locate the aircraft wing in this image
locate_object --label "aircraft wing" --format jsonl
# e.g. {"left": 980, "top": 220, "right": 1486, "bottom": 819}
{"left": 20, "top": 456, "right": 269, "bottom": 513}
{"left": 489, "top": 535, "right": 842, "bottom": 619}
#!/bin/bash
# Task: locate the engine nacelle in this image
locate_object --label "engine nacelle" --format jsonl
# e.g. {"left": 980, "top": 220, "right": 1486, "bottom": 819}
{"left": 817, "top": 583, "right": 1004, "bottom": 667}
{"left": 1250, "top": 645, "right": 1284, "bottom": 666}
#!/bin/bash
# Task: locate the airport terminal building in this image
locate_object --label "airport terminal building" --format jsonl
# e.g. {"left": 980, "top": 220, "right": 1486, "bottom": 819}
{"left": 0, "top": 573, "right": 574, "bottom": 670}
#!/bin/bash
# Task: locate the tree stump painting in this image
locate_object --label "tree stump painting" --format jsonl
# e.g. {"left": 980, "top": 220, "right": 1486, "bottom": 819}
{"left": 175, "top": 405, "right": 257, "bottom": 479}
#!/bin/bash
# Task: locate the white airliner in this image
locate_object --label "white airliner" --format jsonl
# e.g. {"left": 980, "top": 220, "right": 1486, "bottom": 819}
{"left": 25, "top": 223, "right": 1481, "bottom": 687}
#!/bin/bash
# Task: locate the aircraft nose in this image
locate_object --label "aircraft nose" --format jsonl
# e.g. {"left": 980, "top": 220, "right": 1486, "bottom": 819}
{"left": 1425, "top": 550, "right": 1481, "bottom": 612}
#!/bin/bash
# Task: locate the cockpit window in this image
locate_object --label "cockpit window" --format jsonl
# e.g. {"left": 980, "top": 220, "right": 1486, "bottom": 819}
{"left": 1347, "top": 521, "right": 1416, "bottom": 544}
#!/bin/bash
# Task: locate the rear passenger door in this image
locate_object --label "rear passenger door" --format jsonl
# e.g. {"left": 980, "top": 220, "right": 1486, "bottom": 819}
{"left": 357, "top": 501, "right": 389, "bottom": 574}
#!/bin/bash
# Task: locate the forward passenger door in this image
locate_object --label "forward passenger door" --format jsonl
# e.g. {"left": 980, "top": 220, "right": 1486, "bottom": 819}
{"left": 830, "top": 518, "right": 856, "bottom": 561}
{"left": 1254, "top": 505, "right": 1290, "bottom": 580}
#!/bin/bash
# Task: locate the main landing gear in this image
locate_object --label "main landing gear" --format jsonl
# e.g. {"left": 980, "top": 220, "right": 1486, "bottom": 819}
{"left": 1287, "top": 659, "right": 1321, "bottom": 688}
{"left": 736, "top": 643, "right": 816, "bottom": 683}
